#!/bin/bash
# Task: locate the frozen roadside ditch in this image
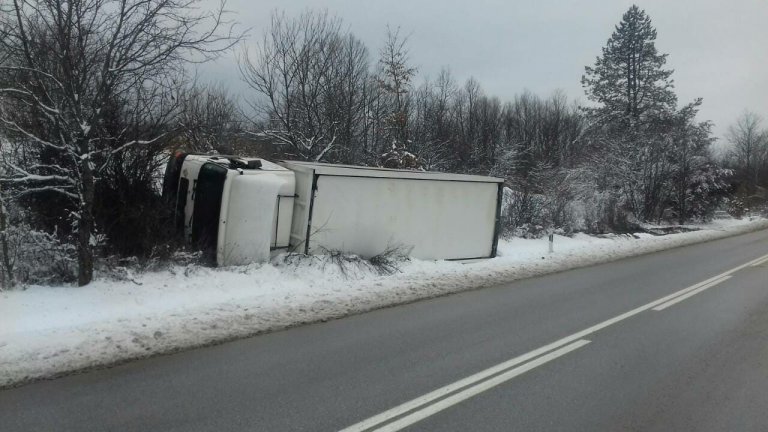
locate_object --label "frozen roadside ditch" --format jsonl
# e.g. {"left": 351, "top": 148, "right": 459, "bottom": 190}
{"left": 1, "top": 217, "right": 767, "bottom": 388}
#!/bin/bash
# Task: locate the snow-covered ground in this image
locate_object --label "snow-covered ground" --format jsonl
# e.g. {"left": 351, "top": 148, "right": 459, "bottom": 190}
{"left": 1, "top": 217, "right": 766, "bottom": 388}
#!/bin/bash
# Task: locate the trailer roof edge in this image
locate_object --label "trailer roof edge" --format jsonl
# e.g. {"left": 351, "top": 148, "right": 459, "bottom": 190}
{"left": 279, "top": 161, "right": 504, "bottom": 183}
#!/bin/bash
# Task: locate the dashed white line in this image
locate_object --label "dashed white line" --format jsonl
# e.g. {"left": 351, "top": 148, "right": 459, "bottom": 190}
{"left": 653, "top": 275, "right": 732, "bottom": 311}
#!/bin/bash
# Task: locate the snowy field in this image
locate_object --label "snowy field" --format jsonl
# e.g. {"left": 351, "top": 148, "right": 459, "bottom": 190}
{"left": 1, "top": 217, "right": 767, "bottom": 388}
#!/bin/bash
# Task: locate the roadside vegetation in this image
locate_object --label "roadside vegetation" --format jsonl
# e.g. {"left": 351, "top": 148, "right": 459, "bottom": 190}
{"left": 0, "top": 3, "right": 766, "bottom": 288}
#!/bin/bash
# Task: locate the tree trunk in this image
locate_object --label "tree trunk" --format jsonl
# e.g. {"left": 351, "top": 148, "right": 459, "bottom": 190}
{"left": 0, "top": 185, "right": 14, "bottom": 289}
{"left": 77, "top": 152, "right": 95, "bottom": 286}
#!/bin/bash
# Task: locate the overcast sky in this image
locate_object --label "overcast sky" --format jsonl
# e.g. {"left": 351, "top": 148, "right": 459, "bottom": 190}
{"left": 198, "top": 0, "right": 768, "bottom": 142}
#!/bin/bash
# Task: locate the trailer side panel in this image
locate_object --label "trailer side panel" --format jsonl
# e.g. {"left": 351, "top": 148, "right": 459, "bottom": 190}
{"left": 308, "top": 175, "right": 499, "bottom": 260}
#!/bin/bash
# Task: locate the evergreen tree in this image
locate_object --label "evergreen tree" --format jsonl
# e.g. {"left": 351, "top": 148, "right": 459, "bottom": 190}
{"left": 581, "top": 5, "right": 719, "bottom": 224}
{"left": 582, "top": 5, "right": 676, "bottom": 129}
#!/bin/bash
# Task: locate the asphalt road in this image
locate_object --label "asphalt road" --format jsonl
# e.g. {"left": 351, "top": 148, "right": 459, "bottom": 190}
{"left": 2, "top": 229, "right": 768, "bottom": 431}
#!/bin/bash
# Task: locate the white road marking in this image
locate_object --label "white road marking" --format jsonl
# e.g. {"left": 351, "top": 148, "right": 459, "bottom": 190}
{"left": 373, "top": 340, "right": 591, "bottom": 432}
{"left": 652, "top": 275, "right": 732, "bottom": 311}
{"left": 339, "top": 252, "right": 768, "bottom": 432}
{"left": 750, "top": 255, "right": 768, "bottom": 267}
{"left": 338, "top": 336, "right": 585, "bottom": 432}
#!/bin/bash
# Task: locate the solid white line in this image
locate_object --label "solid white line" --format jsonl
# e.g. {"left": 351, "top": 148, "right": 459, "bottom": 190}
{"left": 339, "top": 252, "right": 768, "bottom": 432}
{"left": 652, "top": 276, "right": 732, "bottom": 311}
{"left": 750, "top": 255, "right": 768, "bottom": 267}
{"left": 372, "top": 340, "right": 591, "bottom": 432}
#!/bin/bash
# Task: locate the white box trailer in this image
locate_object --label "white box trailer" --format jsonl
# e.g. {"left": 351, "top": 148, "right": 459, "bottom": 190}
{"left": 163, "top": 154, "right": 296, "bottom": 266}
{"left": 279, "top": 161, "right": 504, "bottom": 260}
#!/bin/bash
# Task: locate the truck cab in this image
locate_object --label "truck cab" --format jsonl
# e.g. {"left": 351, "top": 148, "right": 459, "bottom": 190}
{"left": 163, "top": 153, "right": 296, "bottom": 266}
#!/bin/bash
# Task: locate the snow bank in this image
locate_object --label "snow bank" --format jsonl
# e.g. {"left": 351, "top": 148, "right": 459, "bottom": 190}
{"left": 1, "top": 217, "right": 767, "bottom": 388}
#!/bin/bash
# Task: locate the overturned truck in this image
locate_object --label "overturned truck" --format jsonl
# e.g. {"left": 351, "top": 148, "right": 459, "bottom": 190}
{"left": 163, "top": 153, "right": 504, "bottom": 266}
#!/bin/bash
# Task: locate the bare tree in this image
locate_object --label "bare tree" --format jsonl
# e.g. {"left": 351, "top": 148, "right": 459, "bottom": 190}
{"left": 375, "top": 26, "right": 417, "bottom": 166}
{"left": 177, "top": 84, "right": 242, "bottom": 154}
{"left": 240, "top": 10, "right": 369, "bottom": 162}
{"left": 0, "top": 0, "right": 240, "bottom": 285}
{"left": 727, "top": 111, "right": 768, "bottom": 194}
{"left": 408, "top": 69, "right": 456, "bottom": 171}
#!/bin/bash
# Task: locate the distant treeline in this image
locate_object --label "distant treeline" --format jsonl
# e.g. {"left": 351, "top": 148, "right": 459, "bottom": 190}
{"left": 0, "top": 2, "right": 765, "bottom": 287}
